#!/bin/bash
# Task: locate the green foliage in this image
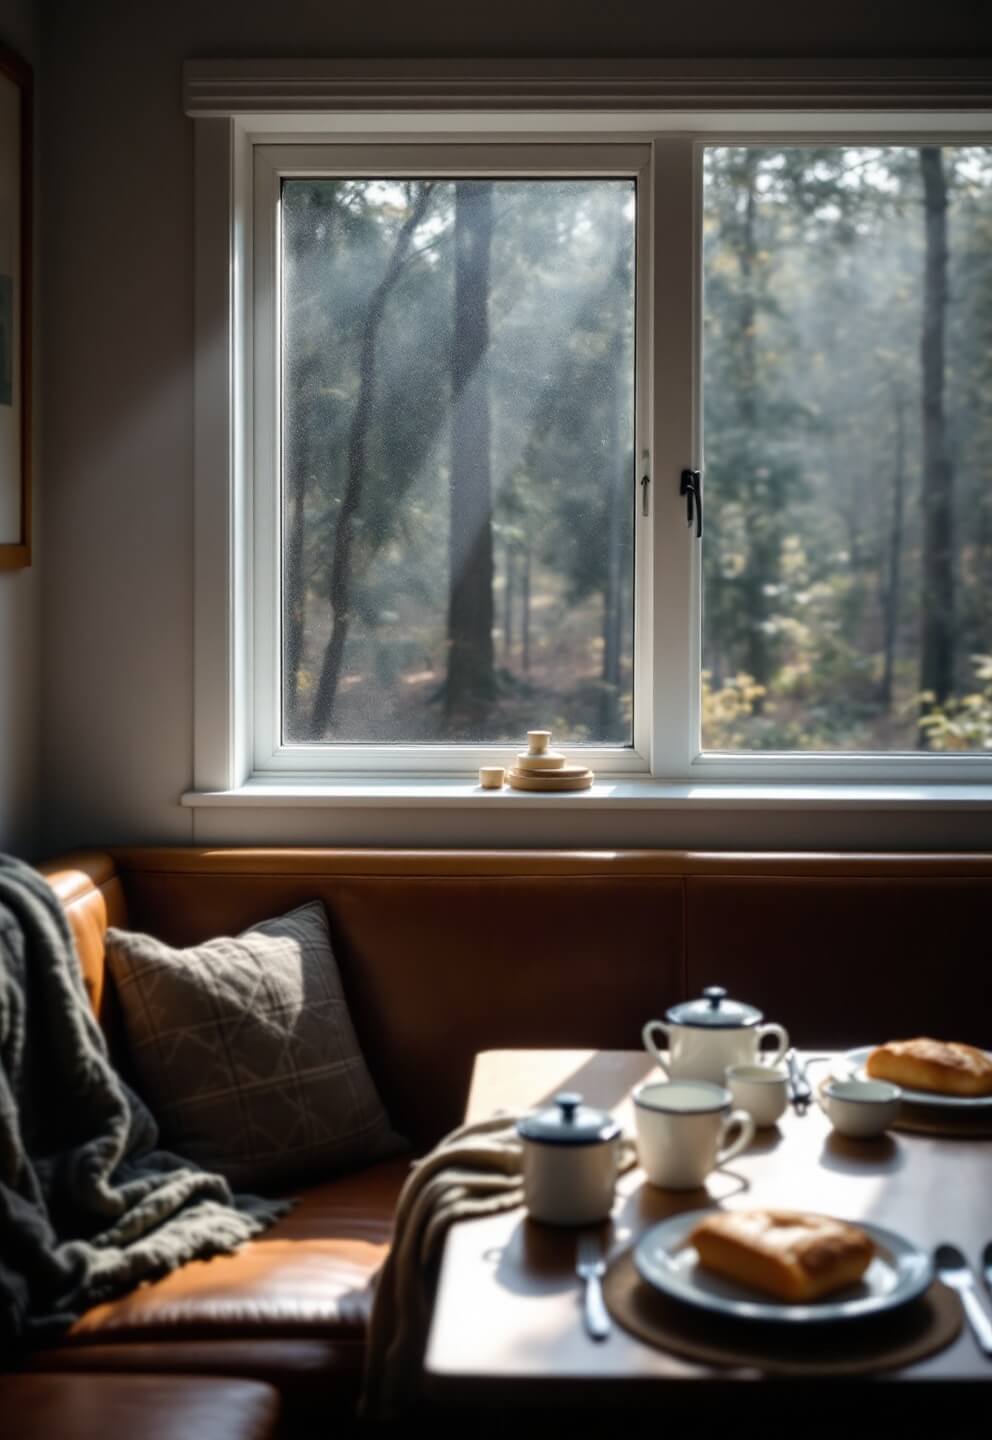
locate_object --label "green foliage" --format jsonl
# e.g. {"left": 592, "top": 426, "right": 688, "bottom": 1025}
{"left": 918, "top": 656, "right": 992, "bottom": 750}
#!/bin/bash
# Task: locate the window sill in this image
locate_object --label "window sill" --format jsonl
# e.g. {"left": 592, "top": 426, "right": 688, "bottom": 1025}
{"left": 181, "top": 777, "right": 992, "bottom": 811}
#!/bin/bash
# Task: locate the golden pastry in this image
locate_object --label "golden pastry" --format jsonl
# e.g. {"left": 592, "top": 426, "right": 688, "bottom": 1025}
{"left": 866, "top": 1038, "right": 992, "bottom": 1097}
{"left": 690, "top": 1209, "right": 875, "bottom": 1303}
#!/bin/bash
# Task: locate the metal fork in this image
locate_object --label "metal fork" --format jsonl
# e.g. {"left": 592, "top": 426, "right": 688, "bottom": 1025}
{"left": 935, "top": 1244, "right": 992, "bottom": 1357}
{"left": 786, "top": 1049, "right": 813, "bottom": 1114}
{"left": 576, "top": 1230, "right": 611, "bottom": 1341}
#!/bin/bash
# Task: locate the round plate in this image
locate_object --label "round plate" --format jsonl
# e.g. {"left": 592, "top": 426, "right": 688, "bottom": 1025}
{"left": 842, "top": 1046, "right": 992, "bottom": 1110}
{"left": 633, "top": 1210, "right": 932, "bottom": 1324}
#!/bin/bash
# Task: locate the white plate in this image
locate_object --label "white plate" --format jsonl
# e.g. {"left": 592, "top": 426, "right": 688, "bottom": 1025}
{"left": 634, "top": 1210, "right": 932, "bottom": 1324}
{"left": 841, "top": 1046, "right": 992, "bottom": 1110}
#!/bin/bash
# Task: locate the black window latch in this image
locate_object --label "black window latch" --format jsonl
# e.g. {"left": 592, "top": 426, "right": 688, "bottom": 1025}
{"left": 680, "top": 469, "right": 703, "bottom": 539}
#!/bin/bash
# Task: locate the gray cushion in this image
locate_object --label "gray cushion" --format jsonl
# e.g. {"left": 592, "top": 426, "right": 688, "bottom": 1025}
{"left": 104, "top": 901, "right": 406, "bottom": 1189}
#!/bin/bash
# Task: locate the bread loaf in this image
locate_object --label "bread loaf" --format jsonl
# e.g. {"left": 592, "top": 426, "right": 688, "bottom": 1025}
{"left": 866, "top": 1038, "right": 992, "bottom": 1097}
{"left": 690, "top": 1209, "right": 875, "bottom": 1303}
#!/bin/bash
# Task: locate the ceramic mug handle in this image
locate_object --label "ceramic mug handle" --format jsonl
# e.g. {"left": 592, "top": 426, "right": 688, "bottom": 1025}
{"left": 642, "top": 1019, "right": 673, "bottom": 1079}
{"left": 716, "top": 1108, "right": 756, "bottom": 1168}
{"left": 757, "top": 1022, "right": 788, "bottom": 1068}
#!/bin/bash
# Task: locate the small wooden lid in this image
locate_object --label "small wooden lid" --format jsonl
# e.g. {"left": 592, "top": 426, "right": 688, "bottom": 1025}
{"left": 515, "top": 751, "right": 567, "bottom": 771}
{"left": 526, "top": 730, "right": 553, "bottom": 754}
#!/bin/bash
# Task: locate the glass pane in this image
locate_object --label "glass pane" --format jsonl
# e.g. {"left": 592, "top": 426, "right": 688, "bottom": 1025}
{"left": 281, "top": 178, "right": 636, "bottom": 745}
{"left": 702, "top": 146, "right": 992, "bottom": 752}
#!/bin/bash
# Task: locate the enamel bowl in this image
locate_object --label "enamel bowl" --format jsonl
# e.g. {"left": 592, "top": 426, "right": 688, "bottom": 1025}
{"left": 819, "top": 1078, "right": 903, "bottom": 1138}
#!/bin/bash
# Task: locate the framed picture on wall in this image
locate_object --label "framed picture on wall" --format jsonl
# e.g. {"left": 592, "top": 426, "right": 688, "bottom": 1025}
{"left": 0, "top": 45, "right": 31, "bottom": 570}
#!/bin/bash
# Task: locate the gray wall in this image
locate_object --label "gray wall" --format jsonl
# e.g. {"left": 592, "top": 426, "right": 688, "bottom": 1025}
{"left": 0, "top": 0, "right": 38, "bottom": 857}
{"left": 40, "top": 2, "right": 992, "bottom": 854}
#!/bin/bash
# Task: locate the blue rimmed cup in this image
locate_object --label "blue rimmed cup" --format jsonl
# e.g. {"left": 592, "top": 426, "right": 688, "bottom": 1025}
{"left": 819, "top": 1078, "right": 903, "bottom": 1138}
{"left": 633, "top": 1079, "right": 755, "bottom": 1190}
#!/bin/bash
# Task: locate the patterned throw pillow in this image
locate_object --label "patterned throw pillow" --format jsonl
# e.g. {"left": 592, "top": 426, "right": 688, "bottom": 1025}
{"left": 104, "top": 901, "right": 406, "bottom": 1189}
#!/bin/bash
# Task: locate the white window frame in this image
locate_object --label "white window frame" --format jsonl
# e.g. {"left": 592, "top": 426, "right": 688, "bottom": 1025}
{"left": 186, "top": 61, "right": 992, "bottom": 795}
{"left": 252, "top": 143, "right": 653, "bottom": 775}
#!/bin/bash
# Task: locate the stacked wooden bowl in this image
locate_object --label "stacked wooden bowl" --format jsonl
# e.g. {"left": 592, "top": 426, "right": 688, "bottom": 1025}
{"left": 507, "top": 731, "right": 594, "bottom": 791}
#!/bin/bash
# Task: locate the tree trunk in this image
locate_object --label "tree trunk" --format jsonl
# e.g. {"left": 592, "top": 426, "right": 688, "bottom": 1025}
{"left": 599, "top": 322, "right": 624, "bottom": 737}
{"left": 521, "top": 544, "right": 531, "bottom": 675}
{"left": 444, "top": 182, "right": 496, "bottom": 730}
{"left": 737, "top": 152, "right": 773, "bottom": 712}
{"left": 285, "top": 474, "right": 308, "bottom": 728}
{"left": 503, "top": 539, "right": 515, "bottom": 664}
{"left": 919, "top": 146, "right": 955, "bottom": 722}
{"left": 309, "top": 184, "right": 433, "bottom": 736}
{"left": 284, "top": 348, "right": 321, "bottom": 735}
{"left": 879, "top": 388, "right": 906, "bottom": 710}
{"left": 979, "top": 474, "right": 992, "bottom": 653}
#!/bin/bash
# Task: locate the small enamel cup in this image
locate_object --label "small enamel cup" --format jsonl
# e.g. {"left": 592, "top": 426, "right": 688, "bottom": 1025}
{"left": 819, "top": 1078, "right": 903, "bottom": 1138}
{"left": 517, "top": 1092, "right": 621, "bottom": 1225}
{"left": 633, "top": 1080, "right": 755, "bottom": 1190}
{"left": 726, "top": 1063, "right": 789, "bottom": 1128}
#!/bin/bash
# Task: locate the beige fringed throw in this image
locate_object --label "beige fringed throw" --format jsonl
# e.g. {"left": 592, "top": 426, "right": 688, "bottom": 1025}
{"left": 360, "top": 1111, "right": 636, "bottom": 1419}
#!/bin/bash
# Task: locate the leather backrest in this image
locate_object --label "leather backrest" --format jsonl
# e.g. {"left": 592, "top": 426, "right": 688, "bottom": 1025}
{"left": 686, "top": 872, "right": 992, "bottom": 1049}
{"left": 108, "top": 850, "right": 687, "bottom": 1146}
{"left": 35, "top": 847, "right": 992, "bottom": 1148}
{"left": 39, "top": 851, "right": 128, "bottom": 1025}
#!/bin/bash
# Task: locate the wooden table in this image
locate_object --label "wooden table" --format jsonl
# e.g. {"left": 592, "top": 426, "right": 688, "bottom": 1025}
{"left": 423, "top": 1050, "right": 991, "bottom": 1419}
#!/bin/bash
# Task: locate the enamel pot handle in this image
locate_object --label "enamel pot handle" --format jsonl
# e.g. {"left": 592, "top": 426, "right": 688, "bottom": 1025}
{"left": 642, "top": 1019, "right": 673, "bottom": 1079}
{"left": 757, "top": 1022, "right": 789, "bottom": 1069}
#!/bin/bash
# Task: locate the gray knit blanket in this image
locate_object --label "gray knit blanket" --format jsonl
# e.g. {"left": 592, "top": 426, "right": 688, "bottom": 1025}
{"left": 0, "top": 854, "right": 287, "bottom": 1344}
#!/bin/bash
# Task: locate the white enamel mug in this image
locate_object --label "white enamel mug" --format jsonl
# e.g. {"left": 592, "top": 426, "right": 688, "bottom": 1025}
{"left": 633, "top": 1080, "right": 756, "bottom": 1190}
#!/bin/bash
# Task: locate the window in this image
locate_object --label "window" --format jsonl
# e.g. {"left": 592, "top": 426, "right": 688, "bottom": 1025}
{"left": 252, "top": 144, "right": 650, "bottom": 774}
{"left": 264, "top": 155, "right": 640, "bottom": 755}
{"left": 187, "top": 66, "right": 992, "bottom": 794}
{"left": 701, "top": 145, "right": 992, "bottom": 757}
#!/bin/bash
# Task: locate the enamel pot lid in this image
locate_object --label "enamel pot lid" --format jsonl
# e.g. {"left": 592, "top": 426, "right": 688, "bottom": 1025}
{"left": 665, "top": 985, "right": 764, "bottom": 1029}
{"left": 517, "top": 1092, "right": 621, "bottom": 1146}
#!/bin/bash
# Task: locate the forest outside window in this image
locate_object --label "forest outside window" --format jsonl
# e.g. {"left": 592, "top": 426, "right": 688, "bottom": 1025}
{"left": 247, "top": 134, "right": 992, "bottom": 781}
{"left": 700, "top": 145, "right": 992, "bottom": 757}
{"left": 252, "top": 143, "right": 649, "bottom": 775}
{"left": 280, "top": 175, "right": 635, "bottom": 746}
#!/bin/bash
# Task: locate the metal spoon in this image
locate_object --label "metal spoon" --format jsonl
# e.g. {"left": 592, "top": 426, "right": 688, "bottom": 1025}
{"left": 935, "top": 1243, "right": 992, "bottom": 1357}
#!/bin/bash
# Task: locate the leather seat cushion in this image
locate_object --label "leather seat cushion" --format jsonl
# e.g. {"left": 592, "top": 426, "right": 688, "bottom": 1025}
{"left": 61, "top": 1158, "right": 408, "bottom": 1343}
{"left": 0, "top": 1374, "right": 279, "bottom": 1440}
{"left": 26, "top": 1341, "right": 365, "bottom": 1415}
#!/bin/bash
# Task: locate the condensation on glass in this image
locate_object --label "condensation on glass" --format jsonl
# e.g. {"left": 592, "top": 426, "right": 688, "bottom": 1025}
{"left": 280, "top": 178, "right": 636, "bottom": 745}
{"left": 702, "top": 146, "right": 992, "bottom": 753}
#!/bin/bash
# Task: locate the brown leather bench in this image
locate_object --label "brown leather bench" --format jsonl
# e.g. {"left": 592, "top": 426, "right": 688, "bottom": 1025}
{"left": 0, "top": 1374, "right": 279, "bottom": 1440}
{"left": 15, "top": 846, "right": 992, "bottom": 1432}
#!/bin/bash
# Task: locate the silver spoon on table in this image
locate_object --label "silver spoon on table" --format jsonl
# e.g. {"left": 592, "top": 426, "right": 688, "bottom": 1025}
{"left": 935, "top": 1244, "right": 992, "bottom": 1357}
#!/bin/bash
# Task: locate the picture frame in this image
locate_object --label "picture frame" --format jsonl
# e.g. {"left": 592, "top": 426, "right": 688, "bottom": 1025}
{"left": 0, "top": 44, "right": 31, "bottom": 570}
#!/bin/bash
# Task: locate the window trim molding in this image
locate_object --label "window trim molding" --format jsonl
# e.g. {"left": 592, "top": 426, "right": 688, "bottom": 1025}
{"left": 183, "top": 58, "right": 992, "bottom": 117}
{"left": 191, "top": 61, "right": 992, "bottom": 795}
